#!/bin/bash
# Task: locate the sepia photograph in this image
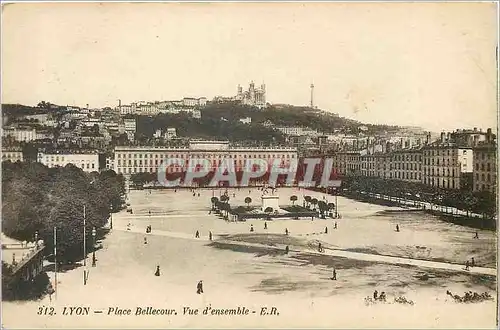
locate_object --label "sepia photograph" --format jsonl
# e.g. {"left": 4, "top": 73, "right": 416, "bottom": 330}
{"left": 1, "top": 2, "right": 498, "bottom": 328}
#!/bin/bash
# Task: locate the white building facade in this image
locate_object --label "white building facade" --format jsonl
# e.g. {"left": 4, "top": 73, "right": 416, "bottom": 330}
{"left": 37, "top": 152, "right": 100, "bottom": 172}
{"left": 114, "top": 142, "right": 298, "bottom": 176}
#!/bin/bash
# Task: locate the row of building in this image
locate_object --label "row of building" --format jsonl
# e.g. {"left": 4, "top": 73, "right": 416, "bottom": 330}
{"left": 331, "top": 129, "right": 496, "bottom": 193}
{"left": 116, "top": 98, "right": 205, "bottom": 117}
{"left": 2, "top": 128, "right": 496, "bottom": 193}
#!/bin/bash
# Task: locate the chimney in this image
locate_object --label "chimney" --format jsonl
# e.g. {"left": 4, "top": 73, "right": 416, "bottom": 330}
{"left": 86, "top": 104, "right": 89, "bottom": 109}
{"left": 426, "top": 133, "right": 430, "bottom": 145}
{"left": 440, "top": 132, "right": 445, "bottom": 143}
{"left": 386, "top": 141, "right": 391, "bottom": 153}
{"left": 446, "top": 132, "right": 451, "bottom": 142}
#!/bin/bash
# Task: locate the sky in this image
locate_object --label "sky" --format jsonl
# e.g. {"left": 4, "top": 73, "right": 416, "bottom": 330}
{"left": 1, "top": 2, "right": 498, "bottom": 131}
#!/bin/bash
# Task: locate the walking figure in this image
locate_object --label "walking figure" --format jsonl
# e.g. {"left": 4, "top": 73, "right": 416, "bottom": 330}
{"left": 197, "top": 280, "right": 204, "bottom": 294}
{"left": 209, "top": 231, "right": 213, "bottom": 241}
{"left": 144, "top": 236, "right": 148, "bottom": 244}
{"left": 264, "top": 222, "right": 268, "bottom": 230}
{"left": 47, "top": 283, "right": 55, "bottom": 302}
{"left": 465, "top": 260, "right": 470, "bottom": 271}
{"left": 396, "top": 224, "right": 400, "bottom": 232}
{"left": 474, "top": 231, "right": 479, "bottom": 239}
{"left": 471, "top": 257, "right": 475, "bottom": 267}
{"left": 195, "top": 230, "right": 200, "bottom": 238}
{"left": 233, "top": 193, "right": 235, "bottom": 198}
{"left": 325, "top": 226, "right": 328, "bottom": 234}
{"left": 250, "top": 224, "right": 254, "bottom": 232}
{"left": 285, "top": 245, "right": 289, "bottom": 254}
{"left": 285, "top": 228, "right": 289, "bottom": 236}
{"left": 331, "top": 269, "right": 337, "bottom": 280}
{"left": 193, "top": 193, "right": 196, "bottom": 197}
{"left": 155, "top": 265, "right": 160, "bottom": 276}
{"left": 318, "top": 242, "right": 324, "bottom": 253}
{"left": 198, "top": 193, "right": 200, "bottom": 197}
{"left": 148, "top": 210, "right": 151, "bottom": 217}
{"left": 373, "top": 290, "right": 378, "bottom": 300}
{"left": 334, "top": 222, "right": 337, "bottom": 229}
{"left": 379, "top": 292, "right": 386, "bottom": 302}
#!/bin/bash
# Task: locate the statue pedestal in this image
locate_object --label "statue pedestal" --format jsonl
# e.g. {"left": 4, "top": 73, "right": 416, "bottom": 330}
{"left": 261, "top": 195, "right": 279, "bottom": 212}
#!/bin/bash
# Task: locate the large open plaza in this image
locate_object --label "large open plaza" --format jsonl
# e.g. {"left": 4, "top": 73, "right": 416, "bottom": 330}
{"left": 2, "top": 188, "right": 497, "bottom": 328}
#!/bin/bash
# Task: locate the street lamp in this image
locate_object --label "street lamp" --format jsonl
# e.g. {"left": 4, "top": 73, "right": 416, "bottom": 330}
{"left": 92, "top": 227, "right": 96, "bottom": 267}
{"left": 110, "top": 204, "right": 113, "bottom": 230}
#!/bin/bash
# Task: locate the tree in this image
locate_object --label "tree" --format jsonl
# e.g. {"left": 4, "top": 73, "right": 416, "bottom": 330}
{"left": 244, "top": 197, "right": 252, "bottom": 209}
{"left": 311, "top": 198, "right": 318, "bottom": 210}
{"left": 304, "top": 196, "right": 312, "bottom": 208}
{"left": 211, "top": 197, "right": 219, "bottom": 211}
{"left": 290, "top": 195, "right": 298, "bottom": 205}
{"left": 327, "top": 202, "right": 335, "bottom": 217}
{"left": 317, "top": 201, "right": 327, "bottom": 218}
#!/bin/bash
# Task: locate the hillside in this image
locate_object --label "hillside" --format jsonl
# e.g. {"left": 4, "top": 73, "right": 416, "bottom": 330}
{"left": 200, "top": 102, "right": 403, "bottom": 135}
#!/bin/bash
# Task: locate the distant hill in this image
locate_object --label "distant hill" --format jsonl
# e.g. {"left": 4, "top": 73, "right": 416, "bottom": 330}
{"left": 201, "top": 102, "right": 404, "bottom": 135}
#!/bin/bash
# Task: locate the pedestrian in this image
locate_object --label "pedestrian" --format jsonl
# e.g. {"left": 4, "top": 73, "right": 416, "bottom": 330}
{"left": 144, "top": 236, "right": 148, "bottom": 244}
{"left": 233, "top": 193, "right": 235, "bottom": 198}
{"left": 396, "top": 224, "right": 400, "bottom": 232}
{"left": 332, "top": 269, "right": 337, "bottom": 281}
{"left": 474, "top": 231, "right": 479, "bottom": 239}
{"left": 285, "top": 245, "right": 289, "bottom": 254}
{"left": 325, "top": 226, "right": 328, "bottom": 234}
{"left": 373, "top": 290, "right": 378, "bottom": 300}
{"left": 379, "top": 292, "right": 386, "bottom": 302}
{"left": 195, "top": 230, "right": 200, "bottom": 238}
{"left": 209, "top": 231, "right": 213, "bottom": 241}
{"left": 334, "top": 222, "right": 337, "bottom": 229}
{"left": 155, "top": 265, "right": 160, "bottom": 276}
{"left": 318, "top": 242, "right": 323, "bottom": 252}
{"left": 250, "top": 224, "right": 254, "bottom": 232}
{"left": 148, "top": 210, "right": 151, "bottom": 217}
{"left": 471, "top": 257, "right": 475, "bottom": 267}
{"left": 264, "top": 222, "right": 268, "bottom": 230}
{"left": 285, "top": 228, "right": 289, "bottom": 236}
{"left": 465, "top": 260, "right": 470, "bottom": 271}
{"left": 193, "top": 192, "right": 196, "bottom": 197}
{"left": 47, "top": 283, "right": 55, "bottom": 302}
{"left": 197, "top": 280, "right": 203, "bottom": 294}
{"left": 198, "top": 193, "right": 200, "bottom": 197}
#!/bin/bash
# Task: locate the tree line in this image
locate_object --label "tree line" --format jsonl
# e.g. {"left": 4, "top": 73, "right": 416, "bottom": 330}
{"left": 341, "top": 176, "right": 496, "bottom": 219}
{"left": 2, "top": 161, "right": 126, "bottom": 263}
